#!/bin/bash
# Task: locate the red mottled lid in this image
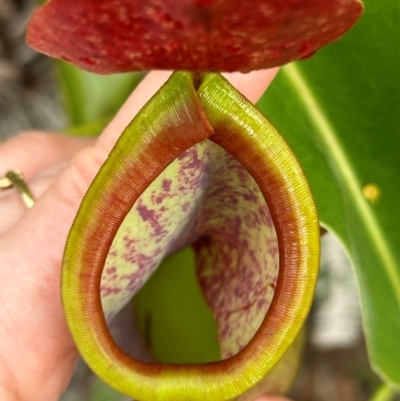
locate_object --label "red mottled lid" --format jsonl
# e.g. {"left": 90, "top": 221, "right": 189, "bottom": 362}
{"left": 27, "top": 0, "right": 363, "bottom": 74}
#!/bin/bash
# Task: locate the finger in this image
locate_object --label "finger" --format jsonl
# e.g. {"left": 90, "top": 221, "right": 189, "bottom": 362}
{"left": 0, "top": 69, "right": 278, "bottom": 401}
{"left": 0, "top": 131, "right": 95, "bottom": 180}
{"left": 5, "top": 68, "right": 279, "bottom": 336}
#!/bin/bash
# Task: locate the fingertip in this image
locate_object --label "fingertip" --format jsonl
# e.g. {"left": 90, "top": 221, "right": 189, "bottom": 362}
{"left": 223, "top": 68, "right": 279, "bottom": 104}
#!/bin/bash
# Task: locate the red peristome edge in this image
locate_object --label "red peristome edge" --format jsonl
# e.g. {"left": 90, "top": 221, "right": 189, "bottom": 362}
{"left": 27, "top": 0, "right": 363, "bottom": 74}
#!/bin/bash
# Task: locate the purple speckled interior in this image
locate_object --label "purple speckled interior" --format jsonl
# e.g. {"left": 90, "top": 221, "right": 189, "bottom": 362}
{"left": 101, "top": 139, "right": 278, "bottom": 358}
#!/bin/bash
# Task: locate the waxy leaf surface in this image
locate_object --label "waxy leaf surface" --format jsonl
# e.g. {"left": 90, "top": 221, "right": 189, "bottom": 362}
{"left": 27, "top": 0, "right": 362, "bottom": 73}
{"left": 258, "top": 0, "right": 400, "bottom": 386}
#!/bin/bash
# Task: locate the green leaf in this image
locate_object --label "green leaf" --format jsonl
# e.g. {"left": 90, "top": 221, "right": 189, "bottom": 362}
{"left": 258, "top": 0, "right": 400, "bottom": 386}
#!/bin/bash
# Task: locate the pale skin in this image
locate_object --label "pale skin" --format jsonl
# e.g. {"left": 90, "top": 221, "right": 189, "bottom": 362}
{"left": 0, "top": 69, "right": 292, "bottom": 401}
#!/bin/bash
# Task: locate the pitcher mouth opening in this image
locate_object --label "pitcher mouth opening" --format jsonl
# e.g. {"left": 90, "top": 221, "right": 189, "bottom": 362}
{"left": 103, "top": 139, "right": 280, "bottom": 365}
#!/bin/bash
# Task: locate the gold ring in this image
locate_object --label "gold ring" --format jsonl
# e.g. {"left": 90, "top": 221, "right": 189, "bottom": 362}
{"left": 0, "top": 171, "right": 35, "bottom": 208}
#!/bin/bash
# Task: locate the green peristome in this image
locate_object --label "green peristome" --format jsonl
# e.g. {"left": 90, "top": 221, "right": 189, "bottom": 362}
{"left": 63, "top": 70, "right": 319, "bottom": 401}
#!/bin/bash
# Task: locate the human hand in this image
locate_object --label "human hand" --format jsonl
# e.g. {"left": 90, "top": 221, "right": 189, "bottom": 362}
{"left": 0, "top": 69, "right": 290, "bottom": 401}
